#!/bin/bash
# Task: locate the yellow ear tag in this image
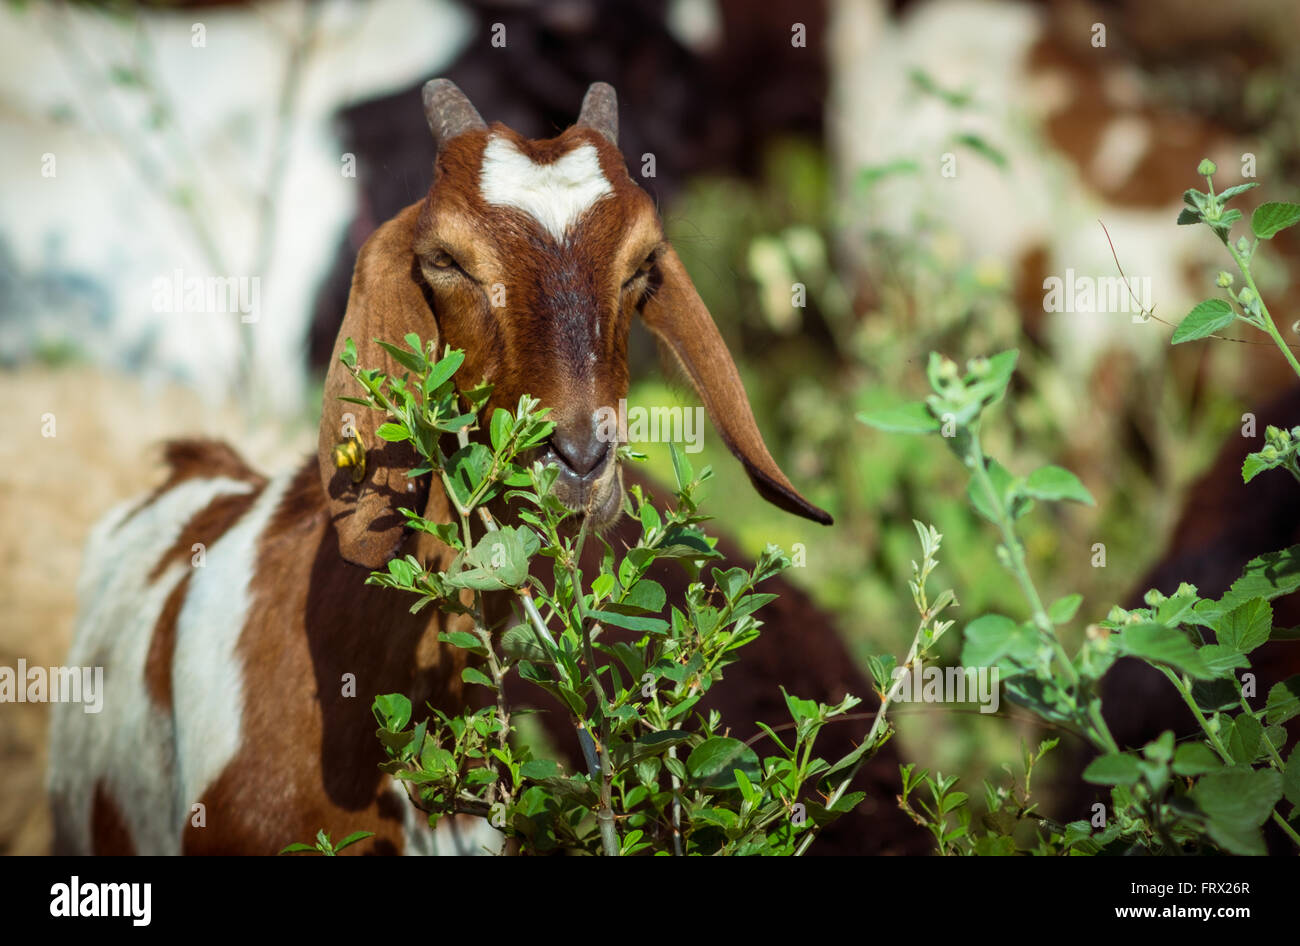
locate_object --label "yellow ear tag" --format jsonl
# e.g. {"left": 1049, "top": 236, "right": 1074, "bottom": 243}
{"left": 332, "top": 435, "right": 366, "bottom": 484}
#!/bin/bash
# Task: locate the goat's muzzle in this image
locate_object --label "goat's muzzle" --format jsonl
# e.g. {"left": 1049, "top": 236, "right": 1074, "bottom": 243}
{"left": 533, "top": 436, "right": 623, "bottom": 530}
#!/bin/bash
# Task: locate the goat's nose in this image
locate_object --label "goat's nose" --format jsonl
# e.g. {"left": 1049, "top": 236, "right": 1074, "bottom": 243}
{"left": 550, "top": 428, "right": 611, "bottom": 477}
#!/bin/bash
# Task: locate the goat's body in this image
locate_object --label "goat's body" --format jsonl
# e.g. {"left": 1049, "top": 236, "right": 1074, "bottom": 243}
{"left": 49, "top": 440, "right": 925, "bottom": 855}
{"left": 48, "top": 441, "right": 495, "bottom": 855}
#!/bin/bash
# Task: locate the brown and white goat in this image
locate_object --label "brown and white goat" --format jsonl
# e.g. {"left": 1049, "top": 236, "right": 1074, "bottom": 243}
{"left": 48, "top": 80, "right": 918, "bottom": 855}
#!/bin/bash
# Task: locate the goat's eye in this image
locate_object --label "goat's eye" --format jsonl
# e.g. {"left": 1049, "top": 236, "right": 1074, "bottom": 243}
{"left": 429, "top": 251, "right": 459, "bottom": 270}
{"left": 624, "top": 250, "right": 657, "bottom": 288}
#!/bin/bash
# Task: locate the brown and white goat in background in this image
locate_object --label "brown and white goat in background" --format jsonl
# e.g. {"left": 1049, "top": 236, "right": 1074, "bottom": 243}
{"left": 48, "top": 80, "right": 919, "bottom": 855}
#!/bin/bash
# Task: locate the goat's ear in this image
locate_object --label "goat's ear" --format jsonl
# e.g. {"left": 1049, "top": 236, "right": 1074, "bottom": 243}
{"left": 317, "top": 202, "right": 435, "bottom": 568}
{"left": 638, "top": 245, "right": 833, "bottom": 525}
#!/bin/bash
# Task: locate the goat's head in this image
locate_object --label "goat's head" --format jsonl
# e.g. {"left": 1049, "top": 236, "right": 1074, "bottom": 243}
{"left": 319, "top": 79, "right": 831, "bottom": 568}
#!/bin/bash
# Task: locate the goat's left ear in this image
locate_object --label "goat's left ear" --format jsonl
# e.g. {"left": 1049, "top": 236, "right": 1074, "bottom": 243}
{"left": 638, "top": 245, "right": 833, "bottom": 525}
{"left": 317, "top": 202, "right": 434, "bottom": 568}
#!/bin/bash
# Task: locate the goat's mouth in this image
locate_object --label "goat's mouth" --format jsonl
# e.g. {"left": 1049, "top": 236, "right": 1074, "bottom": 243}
{"left": 529, "top": 442, "right": 625, "bottom": 531}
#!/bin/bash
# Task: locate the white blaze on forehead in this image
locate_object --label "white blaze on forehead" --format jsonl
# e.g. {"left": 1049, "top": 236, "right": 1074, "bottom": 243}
{"left": 479, "top": 136, "right": 612, "bottom": 242}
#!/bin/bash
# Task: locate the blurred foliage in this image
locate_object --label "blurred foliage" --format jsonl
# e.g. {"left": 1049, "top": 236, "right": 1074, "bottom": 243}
{"left": 653, "top": 135, "right": 1264, "bottom": 808}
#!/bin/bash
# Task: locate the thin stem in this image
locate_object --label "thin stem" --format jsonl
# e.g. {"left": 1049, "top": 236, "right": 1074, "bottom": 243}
{"left": 567, "top": 549, "right": 620, "bottom": 857}
{"left": 666, "top": 743, "right": 684, "bottom": 856}
{"left": 516, "top": 588, "right": 560, "bottom": 652}
{"left": 794, "top": 613, "right": 926, "bottom": 856}
{"left": 1229, "top": 242, "right": 1300, "bottom": 381}
{"left": 1159, "top": 667, "right": 1230, "bottom": 762}
{"left": 1272, "top": 810, "right": 1300, "bottom": 848}
{"left": 967, "top": 429, "right": 1079, "bottom": 688}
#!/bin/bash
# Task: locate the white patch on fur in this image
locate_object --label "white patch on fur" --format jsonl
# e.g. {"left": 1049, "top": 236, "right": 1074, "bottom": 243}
{"left": 48, "top": 476, "right": 256, "bottom": 855}
{"left": 479, "top": 136, "right": 612, "bottom": 242}
{"left": 171, "top": 473, "right": 292, "bottom": 822}
{"left": 391, "top": 778, "right": 503, "bottom": 855}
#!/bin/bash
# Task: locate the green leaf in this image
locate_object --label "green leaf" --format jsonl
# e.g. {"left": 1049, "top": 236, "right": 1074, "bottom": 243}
{"left": 669, "top": 441, "right": 695, "bottom": 490}
{"left": 375, "top": 422, "right": 410, "bottom": 443}
{"left": 967, "top": 458, "right": 1017, "bottom": 523}
{"left": 445, "top": 442, "right": 493, "bottom": 506}
{"left": 333, "top": 830, "right": 375, "bottom": 853}
{"left": 590, "top": 573, "right": 616, "bottom": 601}
{"left": 1048, "top": 594, "right": 1083, "bottom": 625}
{"left": 1171, "top": 299, "right": 1236, "bottom": 344}
{"left": 340, "top": 337, "right": 357, "bottom": 369}
{"left": 615, "top": 579, "right": 667, "bottom": 615}
{"left": 962, "top": 613, "right": 1041, "bottom": 674}
{"left": 279, "top": 842, "right": 319, "bottom": 854}
{"left": 856, "top": 401, "right": 940, "bottom": 434}
{"left": 1216, "top": 182, "right": 1259, "bottom": 203}
{"left": 1242, "top": 451, "right": 1281, "bottom": 483}
{"left": 424, "top": 349, "right": 466, "bottom": 393}
{"left": 867, "top": 654, "right": 898, "bottom": 692}
{"left": 1196, "top": 644, "right": 1250, "bottom": 676}
{"left": 1252, "top": 201, "right": 1300, "bottom": 239}
{"left": 589, "top": 610, "right": 670, "bottom": 635}
{"left": 639, "top": 501, "right": 662, "bottom": 540}
{"left": 856, "top": 159, "right": 921, "bottom": 191}
{"left": 686, "top": 736, "right": 762, "bottom": 790}
{"left": 489, "top": 408, "right": 513, "bottom": 452}
{"left": 1083, "top": 753, "right": 1143, "bottom": 785}
{"left": 1116, "top": 623, "right": 1215, "bottom": 680}
{"left": 440, "top": 630, "right": 487, "bottom": 655}
{"left": 373, "top": 693, "right": 411, "bottom": 732}
{"left": 1191, "top": 678, "right": 1240, "bottom": 713}
{"left": 611, "top": 730, "right": 692, "bottom": 769}
{"left": 965, "top": 349, "right": 1019, "bottom": 408}
{"left": 1176, "top": 207, "right": 1201, "bottom": 226}
{"left": 1172, "top": 742, "right": 1222, "bottom": 776}
{"left": 520, "top": 759, "right": 559, "bottom": 780}
{"left": 692, "top": 806, "right": 739, "bottom": 830}
{"left": 1265, "top": 676, "right": 1300, "bottom": 726}
{"left": 1024, "top": 466, "right": 1094, "bottom": 505}
{"left": 1203, "top": 545, "right": 1300, "bottom": 620}
{"left": 1226, "top": 713, "right": 1263, "bottom": 764}
{"left": 453, "top": 527, "right": 540, "bottom": 590}
{"left": 781, "top": 687, "right": 820, "bottom": 725}
{"left": 953, "top": 132, "right": 1007, "bottom": 169}
{"left": 375, "top": 339, "right": 426, "bottom": 375}
{"left": 461, "top": 666, "right": 496, "bottom": 689}
{"left": 1215, "top": 597, "right": 1272, "bottom": 654}
{"left": 1190, "top": 767, "right": 1283, "bottom": 856}
{"left": 1284, "top": 748, "right": 1300, "bottom": 809}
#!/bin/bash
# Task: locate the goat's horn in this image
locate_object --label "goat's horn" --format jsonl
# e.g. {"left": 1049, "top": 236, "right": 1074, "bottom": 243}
{"left": 576, "top": 81, "right": 618, "bottom": 145}
{"left": 422, "top": 79, "right": 487, "bottom": 151}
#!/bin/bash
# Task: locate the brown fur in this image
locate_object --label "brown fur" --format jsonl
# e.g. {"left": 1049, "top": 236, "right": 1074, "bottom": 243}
{"left": 91, "top": 782, "right": 136, "bottom": 856}
{"left": 116, "top": 439, "right": 266, "bottom": 534}
{"left": 144, "top": 574, "right": 190, "bottom": 710}
{"left": 180, "top": 459, "right": 479, "bottom": 855}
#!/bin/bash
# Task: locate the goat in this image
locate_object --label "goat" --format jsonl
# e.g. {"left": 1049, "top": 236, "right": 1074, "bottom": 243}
{"left": 48, "top": 80, "right": 922, "bottom": 855}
